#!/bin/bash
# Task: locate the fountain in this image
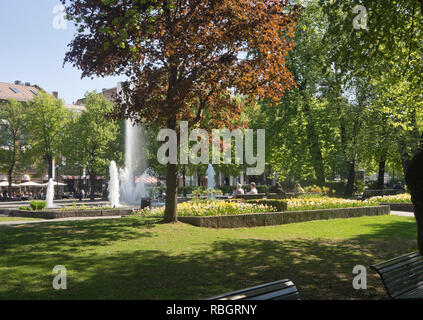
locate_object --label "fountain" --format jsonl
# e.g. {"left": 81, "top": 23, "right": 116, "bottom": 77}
{"left": 108, "top": 161, "right": 120, "bottom": 207}
{"left": 119, "top": 119, "right": 147, "bottom": 205}
{"left": 207, "top": 164, "right": 216, "bottom": 191}
{"left": 46, "top": 178, "right": 55, "bottom": 208}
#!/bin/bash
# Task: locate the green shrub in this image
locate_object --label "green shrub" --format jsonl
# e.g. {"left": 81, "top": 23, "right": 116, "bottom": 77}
{"left": 217, "top": 186, "right": 234, "bottom": 195}
{"left": 29, "top": 200, "right": 46, "bottom": 211}
{"left": 323, "top": 181, "right": 346, "bottom": 197}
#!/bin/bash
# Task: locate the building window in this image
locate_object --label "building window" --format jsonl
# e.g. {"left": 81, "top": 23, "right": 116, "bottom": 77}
{"left": 9, "top": 87, "right": 21, "bottom": 94}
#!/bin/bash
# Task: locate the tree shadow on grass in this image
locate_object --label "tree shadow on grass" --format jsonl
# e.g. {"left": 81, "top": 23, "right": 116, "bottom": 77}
{"left": 0, "top": 217, "right": 160, "bottom": 255}
{"left": 0, "top": 216, "right": 418, "bottom": 300}
{"left": 0, "top": 237, "right": 416, "bottom": 300}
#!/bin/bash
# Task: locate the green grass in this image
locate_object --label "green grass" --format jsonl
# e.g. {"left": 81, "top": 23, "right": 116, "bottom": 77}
{"left": 0, "top": 215, "right": 417, "bottom": 300}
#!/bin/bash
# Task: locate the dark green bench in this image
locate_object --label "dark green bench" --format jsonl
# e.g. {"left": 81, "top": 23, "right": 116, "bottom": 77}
{"left": 371, "top": 252, "right": 423, "bottom": 299}
{"left": 207, "top": 279, "right": 300, "bottom": 300}
{"left": 236, "top": 193, "right": 267, "bottom": 200}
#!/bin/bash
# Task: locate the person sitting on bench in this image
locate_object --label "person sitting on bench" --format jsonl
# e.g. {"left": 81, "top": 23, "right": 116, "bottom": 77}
{"left": 275, "top": 182, "right": 286, "bottom": 195}
{"left": 231, "top": 184, "right": 245, "bottom": 198}
{"left": 247, "top": 182, "right": 258, "bottom": 195}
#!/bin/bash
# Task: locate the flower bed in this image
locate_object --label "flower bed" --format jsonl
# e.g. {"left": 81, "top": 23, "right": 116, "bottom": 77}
{"left": 134, "top": 199, "right": 276, "bottom": 217}
{"left": 286, "top": 197, "right": 379, "bottom": 211}
{"left": 369, "top": 193, "right": 412, "bottom": 204}
{"left": 135, "top": 197, "right": 383, "bottom": 218}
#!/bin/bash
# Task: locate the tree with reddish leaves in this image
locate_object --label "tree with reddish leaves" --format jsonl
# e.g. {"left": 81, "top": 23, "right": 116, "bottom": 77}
{"left": 62, "top": 0, "right": 301, "bottom": 222}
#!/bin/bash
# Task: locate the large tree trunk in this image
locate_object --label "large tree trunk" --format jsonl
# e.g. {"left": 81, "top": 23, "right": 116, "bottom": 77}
{"left": 344, "top": 160, "right": 356, "bottom": 197}
{"left": 302, "top": 102, "right": 325, "bottom": 186}
{"left": 47, "top": 155, "right": 54, "bottom": 179}
{"left": 89, "top": 172, "right": 96, "bottom": 200}
{"left": 376, "top": 153, "right": 386, "bottom": 190}
{"left": 405, "top": 149, "right": 423, "bottom": 254}
{"left": 163, "top": 116, "right": 178, "bottom": 223}
{"left": 8, "top": 165, "right": 14, "bottom": 188}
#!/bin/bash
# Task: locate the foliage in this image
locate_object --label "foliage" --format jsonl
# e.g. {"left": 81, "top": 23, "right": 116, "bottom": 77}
{"left": 243, "top": 199, "right": 288, "bottom": 212}
{"left": 304, "top": 185, "right": 330, "bottom": 194}
{"left": 286, "top": 197, "right": 379, "bottom": 211}
{"left": 29, "top": 201, "right": 47, "bottom": 211}
{"left": 191, "top": 187, "right": 222, "bottom": 197}
{"left": 25, "top": 92, "right": 71, "bottom": 178}
{"left": 0, "top": 99, "right": 29, "bottom": 184}
{"left": 370, "top": 194, "right": 412, "bottom": 204}
{"left": 134, "top": 199, "right": 276, "bottom": 217}
{"left": 62, "top": 92, "right": 120, "bottom": 199}
{"left": 61, "top": 0, "right": 302, "bottom": 222}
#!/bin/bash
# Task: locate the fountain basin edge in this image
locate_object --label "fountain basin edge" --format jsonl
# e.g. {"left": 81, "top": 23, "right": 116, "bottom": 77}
{"left": 5, "top": 208, "right": 133, "bottom": 219}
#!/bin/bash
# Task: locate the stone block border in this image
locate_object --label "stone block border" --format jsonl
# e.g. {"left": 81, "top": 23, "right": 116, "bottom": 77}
{"left": 380, "top": 203, "right": 414, "bottom": 212}
{"left": 178, "top": 206, "right": 390, "bottom": 228}
{"left": 4, "top": 208, "right": 133, "bottom": 219}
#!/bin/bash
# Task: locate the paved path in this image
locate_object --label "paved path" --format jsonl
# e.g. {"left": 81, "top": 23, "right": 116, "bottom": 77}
{"left": 0, "top": 215, "right": 123, "bottom": 226}
{"left": 391, "top": 211, "right": 414, "bottom": 217}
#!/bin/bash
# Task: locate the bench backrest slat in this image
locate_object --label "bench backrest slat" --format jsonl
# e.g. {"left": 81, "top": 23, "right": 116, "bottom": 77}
{"left": 245, "top": 286, "right": 299, "bottom": 300}
{"left": 372, "top": 252, "right": 423, "bottom": 299}
{"left": 382, "top": 260, "right": 423, "bottom": 285}
{"left": 373, "top": 252, "right": 420, "bottom": 270}
{"left": 207, "top": 279, "right": 299, "bottom": 300}
{"left": 379, "top": 257, "right": 423, "bottom": 276}
{"left": 398, "top": 285, "right": 423, "bottom": 299}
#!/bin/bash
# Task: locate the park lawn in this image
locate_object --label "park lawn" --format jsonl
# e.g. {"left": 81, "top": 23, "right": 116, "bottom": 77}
{"left": 0, "top": 215, "right": 417, "bottom": 300}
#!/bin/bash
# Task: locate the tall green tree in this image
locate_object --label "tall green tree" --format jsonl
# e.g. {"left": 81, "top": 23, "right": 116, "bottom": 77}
{"left": 62, "top": 0, "right": 301, "bottom": 222}
{"left": 26, "top": 92, "right": 70, "bottom": 179}
{"left": 321, "top": 0, "right": 423, "bottom": 252}
{"left": 63, "top": 92, "right": 120, "bottom": 200}
{"left": 0, "top": 99, "right": 28, "bottom": 187}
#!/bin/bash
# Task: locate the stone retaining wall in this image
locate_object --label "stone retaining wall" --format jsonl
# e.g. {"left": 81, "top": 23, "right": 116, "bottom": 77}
{"left": 380, "top": 203, "right": 414, "bottom": 212}
{"left": 178, "top": 206, "right": 390, "bottom": 228}
{"left": 5, "top": 208, "right": 133, "bottom": 219}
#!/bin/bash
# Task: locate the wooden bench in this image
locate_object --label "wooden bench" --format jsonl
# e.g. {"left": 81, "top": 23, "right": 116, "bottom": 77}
{"left": 236, "top": 193, "right": 267, "bottom": 200}
{"left": 371, "top": 251, "right": 423, "bottom": 299}
{"left": 207, "top": 279, "right": 300, "bottom": 300}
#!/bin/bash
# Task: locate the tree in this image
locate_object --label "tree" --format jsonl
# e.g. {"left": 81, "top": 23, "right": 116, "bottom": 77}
{"left": 62, "top": 0, "right": 301, "bottom": 222}
{"left": 26, "top": 92, "right": 70, "bottom": 179}
{"left": 321, "top": 0, "right": 423, "bottom": 252}
{"left": 0, "top": 99, "right": 28, "bottom": 187}
{"left": 63, "top": 92, "right": 120, "bottom": 200}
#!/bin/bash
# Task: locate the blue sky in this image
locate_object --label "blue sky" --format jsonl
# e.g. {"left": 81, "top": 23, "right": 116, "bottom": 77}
{"left": 0, "top": 0, "right": 125, "bottom": 104}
